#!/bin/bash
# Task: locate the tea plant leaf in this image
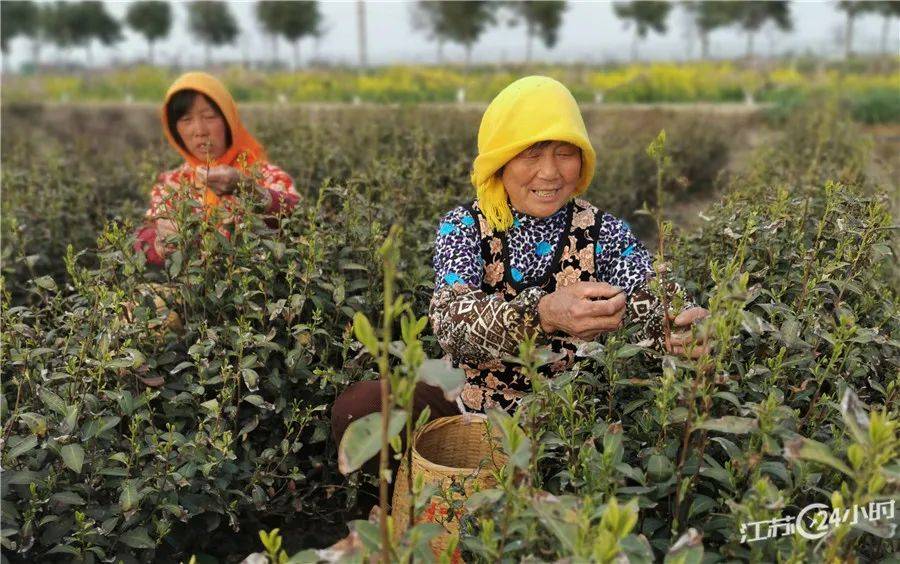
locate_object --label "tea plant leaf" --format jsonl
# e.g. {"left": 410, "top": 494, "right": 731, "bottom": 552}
{"left": 647, "top": 453, "right": 674, "bottom": 481}
{"left": 80, "top": 416, "right": 120, "bottom": 441}
{"left": 759, "top": 461, "right": 792, "bottom": 486}
{"left": 407, "top": 522, "right": 445, "bottom": 552}
{"left": 466, "top": 489, "right": 504, "bottom": 511}
{"left": 5, "top": 470, "right": 39, "bottom": 485}
{"left": 338, "top": 409, "right": 406, "bottom": 475}
{"left": 119, "top": 527, "right": 155, "bottom": 549}
{"left": 168, "top": 250, "right": 183, "bottom": 278}
{"left": 530, "top": 493, "right": 578, "bottom": 553}
{"left": 839, "top": 388, "right": 869, "bottom": 445}
{"left": 6, "top": 436, "right": 38, "bottom": 460}
{"left": 619, "top": 534, "right": 655, "bottom": 564}
{"left": 46, "top": 545, "right": 80, "bottom": 556}
{"left": 696, "top": 417, "right": 758, "bottom": 435}
{"left": 783, "top": 437, "right": 852, "bottom": 476}
{"left": 241, "top": 368, "right": 260, "bottom": 392}
{"left": 349, "top": 519, "right": 380, "bottom": 552}
{"left": 615, "top": 344, "right": 645, "bottom": 359}
{"left": 119, "top": 480, "right": 142, "bottom": 513}
{"left": 19, "top": 412, "right": 47, "bottom": 436}
{"left": 170, "top": 361, "right": 194, "bottom": 374}
{"left": 664, "top": 527, "right": 703, "bottom": 564}
{"left": 352, "top": 312, "right": 379, "bottom": 356}
{"left": 33, "top": 275, "right": 57, "bottom": 292}
{"left": 416, "top": 358, "right": 464, "bottom": 401}
{"left": 286, "top": 549, "right": 321, "bottom": 563}
{"left": 780, "top": 317, "right": 801, "bottom": 346}
{"left": 38, "top": 388, "right": 68, "bottom": 416}
{"left": 60, "top": 444, "right": 85, "bottom": 474}
{"left": 488, "top": 409, "right": 530, "bottom": 469}
{"left": 51, "top": 491, "right": 86, "bottom": 505}
{"left": 243, "top": 395, "right": 275, "bottom": 410}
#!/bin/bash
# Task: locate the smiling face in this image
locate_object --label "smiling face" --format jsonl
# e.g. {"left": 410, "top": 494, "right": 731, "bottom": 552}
{"left": 173, "top": 93, "right": 230, "bottom": 161}
{"left": 500, "top": 140, "right": 583, "bottom": 218}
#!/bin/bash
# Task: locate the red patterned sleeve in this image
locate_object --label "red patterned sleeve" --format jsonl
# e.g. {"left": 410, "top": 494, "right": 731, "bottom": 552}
{"left": 257, "top": 163, "right": 299, "bottom": 215}
{"left": 133, "top": 171, "right": 175, "bottom": 266}
{"left": 145, "top": 172, "right": 171, "bottom": 220}
{"left": 134, "top": 225, "right": 164, "bottom": 266}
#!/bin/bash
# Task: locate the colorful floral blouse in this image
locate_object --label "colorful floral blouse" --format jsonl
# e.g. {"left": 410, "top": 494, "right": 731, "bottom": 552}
{"left": 134, "top": 162, "right": 299, "bottom": 266}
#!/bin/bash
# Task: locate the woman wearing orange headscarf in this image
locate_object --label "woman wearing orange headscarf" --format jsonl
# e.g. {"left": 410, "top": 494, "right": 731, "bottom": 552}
{"left": 135, "top": 72, "right": 299, "bottom": 265}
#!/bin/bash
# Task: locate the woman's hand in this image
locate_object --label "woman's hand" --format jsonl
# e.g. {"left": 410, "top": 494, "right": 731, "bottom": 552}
{"left": 665, "top": 307, "right": 712, "bottom": 359}
{"left": 537, "top": 281, "right": 626, "bottom": 340}
{"left": 153, "top": 218, "right": 178, "bottom": 259}
{"left": 196, "top": 165, "right": 241, "bottom": 197}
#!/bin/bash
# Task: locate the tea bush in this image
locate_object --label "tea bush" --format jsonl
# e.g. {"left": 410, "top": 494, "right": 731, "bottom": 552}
{"left": 0, "top": 106, "right": 493, "bottom": 562}
{"left": 452, "top": 101, "right": 899, "bottom": 562}
{"left": 1, "top": 104, "right": 741, "bottom": 298}
{"left": 1, "top": 99, "right": 896, "bottom": 562}
{"left": 273, "top": 99, "right": 896, "bottom": 563}
{"left": 4, "top": 63, "right": 898, "bottom": 122}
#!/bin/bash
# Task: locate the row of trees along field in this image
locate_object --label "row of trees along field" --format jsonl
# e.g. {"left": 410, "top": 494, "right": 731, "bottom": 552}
{"left": 2, "top": 1, "right": 900, "bottom": 70}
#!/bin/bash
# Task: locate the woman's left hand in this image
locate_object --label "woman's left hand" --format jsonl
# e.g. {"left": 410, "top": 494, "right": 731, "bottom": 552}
{"left": 196, "top": 165, "right": 241, "bottom": 196}
{"left": 665, "top": 307, "right": 711, "bottom": 359}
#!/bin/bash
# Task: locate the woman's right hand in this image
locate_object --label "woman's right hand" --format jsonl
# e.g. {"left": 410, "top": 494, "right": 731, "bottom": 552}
{"left": 537, "top": 282, "right": 626, "bottom": 340}
{"left": 153, "top": 219, "right": 178, "bottom": 259}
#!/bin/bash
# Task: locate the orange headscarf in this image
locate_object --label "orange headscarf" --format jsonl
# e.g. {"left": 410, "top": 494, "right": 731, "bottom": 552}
{"left": 161, "top": 72, "right": 266, "bottom": 208}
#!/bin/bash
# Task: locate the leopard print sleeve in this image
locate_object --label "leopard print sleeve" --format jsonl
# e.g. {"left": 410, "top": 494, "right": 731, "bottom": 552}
{"left": 432, "top": 206, "right": 483, "bottom": 289}
{"left": 594, "top": 213, "right": 698, "bottom": 352}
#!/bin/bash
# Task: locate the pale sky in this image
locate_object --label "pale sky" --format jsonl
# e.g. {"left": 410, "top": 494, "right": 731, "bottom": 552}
{"left": 3, "top": 0, "right": 897, "bottom": 71}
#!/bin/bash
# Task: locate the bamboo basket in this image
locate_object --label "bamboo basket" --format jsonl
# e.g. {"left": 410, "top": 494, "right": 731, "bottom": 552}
{"left": 391, "top": 414, "right": 507, "bottom": 559}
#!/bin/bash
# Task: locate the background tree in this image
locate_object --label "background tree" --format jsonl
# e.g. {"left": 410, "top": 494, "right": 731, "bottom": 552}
{"left": 276, "top": 1, "right": 322, "bottom": 69}
{"left": 681, "top": 1, "right": 735, "bottom": 59}
{"left": 126, "top": 1, "right": 171, "bottom": 64}
{"left": 732, "top": 1, "right": 792, "bottom": 59}
{"left": 255, "top": 1, "right": 321, "bottom": 69}
{"left": 837, "top": 0, "right": 865, "bottom": 58}
{"left": 41, "top": 2, "right": 88, "bottom": 64}
{"left": 187, "top": 1, "right": 239, "bottom": 66}
{"left": 837, "top": 1, "right": 888, "bottom": 58}
{"left": 410, "top": 2, "right": 449, "bottom": 62}
{"left": 1, "top": 1, "right": 39, "bottom": 59}
{"left": 872, "top": 0, "right": 900, "bottom": 55}
{"left": 613, "top": 1, "right": 672, "bottom": 61}
{"left": 506, "top": 1, "right": 567, "bottom": 64}
{"left": 256, "top": 1, "right": 282, "bottom": 66}
{"left": 411, "top": 1, "right": 498, "bottom": 67}
{"left": 78, "top": 1, "right": 123, "bottom": 66}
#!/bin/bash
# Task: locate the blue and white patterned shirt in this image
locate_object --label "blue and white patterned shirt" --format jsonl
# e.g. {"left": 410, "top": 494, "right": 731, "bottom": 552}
{"left": 432, "top": 202, "right": 654, "bottom": 293}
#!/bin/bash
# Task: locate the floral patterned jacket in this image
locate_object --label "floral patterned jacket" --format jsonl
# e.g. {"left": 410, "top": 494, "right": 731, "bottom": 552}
{"left": 430, "top": 198, "right": 695, "bottom": 412}
{"left": 134, "top": 162, "right": 299, "bottom": 266}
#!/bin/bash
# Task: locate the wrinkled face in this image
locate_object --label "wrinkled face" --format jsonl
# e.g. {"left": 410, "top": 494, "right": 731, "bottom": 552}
{"left": 501, "top": 140, "right": 582, "bottom": 218}
{"left": 175, "top": 94, "right": 229, "bottom": 161}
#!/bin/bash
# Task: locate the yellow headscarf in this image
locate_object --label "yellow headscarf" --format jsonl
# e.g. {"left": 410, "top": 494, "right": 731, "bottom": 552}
{"left": 471, "top": 76, "right": 596, "bottom": 232}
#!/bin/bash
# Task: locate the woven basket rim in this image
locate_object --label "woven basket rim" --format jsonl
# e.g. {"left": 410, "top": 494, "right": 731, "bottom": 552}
{"left": 411, "top": 414, "right": 501, "bottom": 474}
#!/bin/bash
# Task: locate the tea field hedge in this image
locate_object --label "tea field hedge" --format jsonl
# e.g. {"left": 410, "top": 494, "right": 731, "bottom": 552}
{"left": 4, "top": 63, "right": 899, "bottom": 124}
{"left": 1, "top": 99, "right": 898, "bottom": 563}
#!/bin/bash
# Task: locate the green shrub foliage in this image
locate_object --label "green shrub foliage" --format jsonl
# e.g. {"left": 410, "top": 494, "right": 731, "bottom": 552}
{"left": 1, "top": 100, "right": 897, "bottom": 562}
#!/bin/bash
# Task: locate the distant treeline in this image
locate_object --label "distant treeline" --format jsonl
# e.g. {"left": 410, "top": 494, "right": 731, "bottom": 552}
{"left": 2, "top": 1, "right": 899, "bottom": 70}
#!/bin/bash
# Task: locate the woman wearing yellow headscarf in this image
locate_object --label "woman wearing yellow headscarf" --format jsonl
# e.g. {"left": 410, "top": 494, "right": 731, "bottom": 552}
{"left": 332, "top": 76, "right": 710, "bottom": 447}
{"left": 134, "top": 72, "right": 299, "bottom": 265}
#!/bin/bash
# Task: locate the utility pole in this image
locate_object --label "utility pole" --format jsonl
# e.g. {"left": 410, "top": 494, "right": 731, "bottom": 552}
{"left": 357, "top": 0, "right": 368, "bottom": 70}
